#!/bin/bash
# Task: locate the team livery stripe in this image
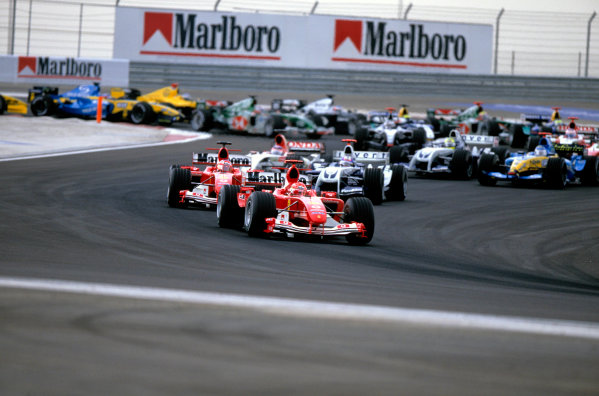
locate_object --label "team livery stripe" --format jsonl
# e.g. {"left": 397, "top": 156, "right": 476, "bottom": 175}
{"left": 140, "top": 50, "right": 281, "bottom": 60}
{"left": 331, "top": 57, "right": 467, "bottom": 69}
{"left": 2, "top": 276, "right": 599, "bottom": 340}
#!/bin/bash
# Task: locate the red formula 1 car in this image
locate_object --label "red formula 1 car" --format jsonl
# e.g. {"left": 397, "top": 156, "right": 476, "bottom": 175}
{"left": 216, "top": 161, "right": 375, "bottom": 245}
{"left": 167, "top": 142, "right": 251, "bottom": 209}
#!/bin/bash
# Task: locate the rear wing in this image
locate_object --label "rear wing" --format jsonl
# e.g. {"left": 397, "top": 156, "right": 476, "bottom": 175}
{"left": 333, "top": 150, "right": 389, "bottom": 165}
{"left": 554, "top": 143, "right": 585, "bottom": 157}
{"left": 520, "top": 113, "right": 551, "bottom": 124}
{"left": 554, "top": 124, "right": 599, "bottom": 135}
{"left": 192, "top": 153, "right": 252, "bottom": 166}
{"left": 27, "top": 86, "right": 58, "bottom": 102}
{"left": 245, "top": 170, "right": 311, "bottom": 188}
{"left": 287, "top": 141, "right": 326, "bottom": 154}
{"left": 462, "top": 134, "right": 498, "bottom": 148}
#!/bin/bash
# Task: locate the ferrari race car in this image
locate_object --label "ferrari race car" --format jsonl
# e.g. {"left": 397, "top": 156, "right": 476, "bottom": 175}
{"left": 216, "top": 161, "right": 376, "bottom": 245}
{"left": 249, "top": 134, "right": 326, "bottom": 171}
{"left": 406, "top": 129, "right": 507, "bottom": 179}
{"left": 477, "top": 134, "right": 599, "bottom": 188}
{"left": 167, "top": 142, "right": 251, "bottom": 209}
{"left": 191, "top": 96, "right": 334, "bottom": 138}
{"left": 0, "top": 93, "right": 28, "bottom": 115}
{"left": 309, "top": 139, "right": 408, "bottom": 204}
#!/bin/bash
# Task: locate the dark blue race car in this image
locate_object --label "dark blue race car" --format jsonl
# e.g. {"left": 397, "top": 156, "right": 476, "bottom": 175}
{"left": 29, "top": 84, "right": 109, "bottom": 118}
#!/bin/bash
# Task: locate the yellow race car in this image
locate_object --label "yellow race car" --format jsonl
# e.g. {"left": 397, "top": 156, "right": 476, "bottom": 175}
{"left": 107, "top": 87, "right": 182, "bottom": 125}
{"left": 136, "top": 84, "right": 198, "bottom": 120}
{"left": 0, "top": 94, "right": 28, "bottom": 115}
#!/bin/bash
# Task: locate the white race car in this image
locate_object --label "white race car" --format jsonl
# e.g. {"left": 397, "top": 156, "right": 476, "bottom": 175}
{"left": 407, "top": 130, "right": 507, "bottom": 179}
{"left": 309, "top": 140, "right": 408, "bottom": 204}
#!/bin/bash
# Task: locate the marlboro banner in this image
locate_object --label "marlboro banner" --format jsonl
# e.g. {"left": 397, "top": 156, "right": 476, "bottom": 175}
{"left": 114, "top": 7, "right": 492, "bottom": 74}
{"left": 0, "top": 55, "right": 129, "bottom": 86}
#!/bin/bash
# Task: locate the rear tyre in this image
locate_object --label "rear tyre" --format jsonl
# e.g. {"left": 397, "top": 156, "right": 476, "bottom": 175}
{"left": 439, "top": 123, "right": 452, "bottom": 137}
{"left": 30, "top": 96, "right": 54, "bottom": 116}
{"left": 130, "top": 102, "right": 155, "bottom": 124}
{"left": 0, "top": 95, "right": 6, "bottom": 114}
{"left": 364, "top": 167, "right": 384, "bottom": 205}
{"left": 354, "top": 127, "right": 368, "bottom": 150}
{"left": 244, "top": 192, "right": 277, "bottom": 237}
{"left": 387, "top": 164, "right": 407, "bottom": 201}
{"left": 191, "top": 109, "right": 213, "bottom": 131}
{"left": 389, "top": 145, "right": 409, "bottom": 164}
{"left": 527, "top": 135, "right": 541, "bottom": 152}
{"left": 544, "top": 157, "right": 567, "bottom": 189}
{"left": 449, "top": 149, "right": 473, "bottom": 179}
{"left": 412, "top": 127, "right": 427, "bottom": 146}
{"left": 344, "top": 197, "right": 375, "bottom": 245}
{"left": 167, "top": 167, "right": 191, "bottom": 208}
{"left": 477, "top": 153, "right": 498, "bottom": 186}
{"left": 510, "top": 124, "right": 526, "bottom": 148}
{"left": 217, "top": 185, "right": 243, "bottom": 228}
{"left": 490, "top": 146, "right": 508, "bottom": 163}
{"left": 264, "top": 115, "right": 285, "bottom": 137}
{"left": 582, "top": 156, "right": 599, "bottom": 186}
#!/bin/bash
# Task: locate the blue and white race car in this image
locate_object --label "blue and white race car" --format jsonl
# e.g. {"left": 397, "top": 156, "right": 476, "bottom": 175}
{"left": 309, "top": 140, "right": 408, "bottom": 205}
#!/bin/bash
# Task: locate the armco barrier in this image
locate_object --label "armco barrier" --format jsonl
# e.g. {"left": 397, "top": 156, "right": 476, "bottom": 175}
{"left": 129, "top": 62, "right": 599, "bottom": 102}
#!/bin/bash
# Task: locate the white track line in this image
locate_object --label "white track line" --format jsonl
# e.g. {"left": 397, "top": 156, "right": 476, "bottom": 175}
{"left": 0, "top": 130, "right": 211, "bottom": 162}
{"left": 2, "top": 276, "right": 599, "bottom": 340}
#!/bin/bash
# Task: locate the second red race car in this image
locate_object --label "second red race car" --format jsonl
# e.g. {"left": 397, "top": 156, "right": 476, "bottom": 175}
{"left": 167, "top": 142, "right": 251, "bottom": 209}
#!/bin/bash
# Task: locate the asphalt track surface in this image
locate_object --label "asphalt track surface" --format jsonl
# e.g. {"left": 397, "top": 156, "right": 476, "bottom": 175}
{"left": 2, "top": 105, "right": 599, "bottom": 395}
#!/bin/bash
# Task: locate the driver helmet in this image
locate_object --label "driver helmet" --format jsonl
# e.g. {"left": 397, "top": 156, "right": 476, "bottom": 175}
{"left": 339, "top": 154, "right": 354, "bottom": 167}
{"left": 270, "top": 144, "right": 284, "bottom": 156}
{"left": 534, "top": 146, "right": 548, "bottom": 157}
{"left": 217, "top": 160, "right": 232, "bottom": 172}
{"left": 444, "top": 137, "right": 456, "bottom": 148}
{"left": 290, "top": 183, "right": 306, "bottom": 196}
{"left": 565, "top": 129, "right": 577, "bottom": 139}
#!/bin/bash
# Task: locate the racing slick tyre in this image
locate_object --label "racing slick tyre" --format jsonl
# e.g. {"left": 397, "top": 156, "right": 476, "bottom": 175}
{"left": 364, "top": 167, "right": 384, "bottom": 205}
{"left": 191, "top": 109, "right": 213, "bottom": 131}
{"left": 389, "top": 145, "right": 409, "bottom": 164}
{"left": 438, "top": 123, "right": 452, "bottom": 138}
{"left": 477, "top": 153, "right": 498, "bottom": 186}
{"left": 354, "top": 127, "right": 368, "bottom": 150}
{"left": 582, "top": 155, "right": 599, "bottom": 186}
{"left": 449, "top": 149, "right": 474, "bottom": 180}
{"left": 544, "top": 157, "right": 567, "bottom": 189}
{"left": 130, "top": 102, "right": 156, "bottom": 124}
{"left": 335, "top": 119, "right": 358, "bottom": 135}
{"left": 490, "top": 146, "right": 509, "bottom": 163}
{"left": 426, "top": 116, "right": 440, "bottom": 132}
{"left": 510, "top": 124, "right": 527, "bottom": 148}
{"left": 30, "top": 96, "right": 54, "bottom": 116}
{"left": 479, "top": 119, "right": 501, "bottom": 136}
{"left": 387, "top": 164, "right": 408, "bottom": 201}
{"left": 244, "top": 191, "right": 277, "bottom": 237}
{"left": 412, "top": 127, "right": 427, "bottom": 146}
{"left": 527, "top": 135, "right": 541, "bottom": 152}
{"left": 264, "top": 115, "right": 286, "bottom": 137}
{"left": 0, "top": 95, "right": 6, "bottom": 114}
{"left": 344, "top": 197, "right": 375, "bottom": 245}
{"left": 167, "top": 167, "right": 192, "bottom": 208}
{"left": 217, "top": 185, "right": 244, "bottom": 228}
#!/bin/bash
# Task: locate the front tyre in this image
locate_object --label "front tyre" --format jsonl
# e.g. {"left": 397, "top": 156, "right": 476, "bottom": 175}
{"left": 244, "top": 192, "right": 277, "bottom": 237}
{"left": 344, "top": 197, "right": 375, "bottom": 245}
{"left": 449, "top": 149, "right": 473, "bottom": 180}
{"left": 477, "top": 153, "right": 498, "bottom": 186}
{"left": 387, "top": 164, "right": 407, "bottom": 201}
{"left": 364, "top": 167, "right": 384, "bottom": 205}
{"left": 217, "top": 185, "right": 243, "bottom": 228}
{"left": 167, "top": 167, "right": 191, "bottom": 208}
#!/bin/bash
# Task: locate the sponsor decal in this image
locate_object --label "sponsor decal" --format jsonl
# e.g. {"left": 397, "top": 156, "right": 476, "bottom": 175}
{"left": 17, "top": 56, "right": 102, "bottom": 80}
{"left": 141, "top": 11, "right": 282, "bottom": 61}
{"left": 332, "top": 19, "right": 468, "bottom": 69}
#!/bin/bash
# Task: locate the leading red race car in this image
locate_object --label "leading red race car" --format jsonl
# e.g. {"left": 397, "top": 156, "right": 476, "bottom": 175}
{"left": 167, "top": 141, "right": 251, "bottom": 209}
{"left": 216, "top": 161, "right": 376, "bottom": 245}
